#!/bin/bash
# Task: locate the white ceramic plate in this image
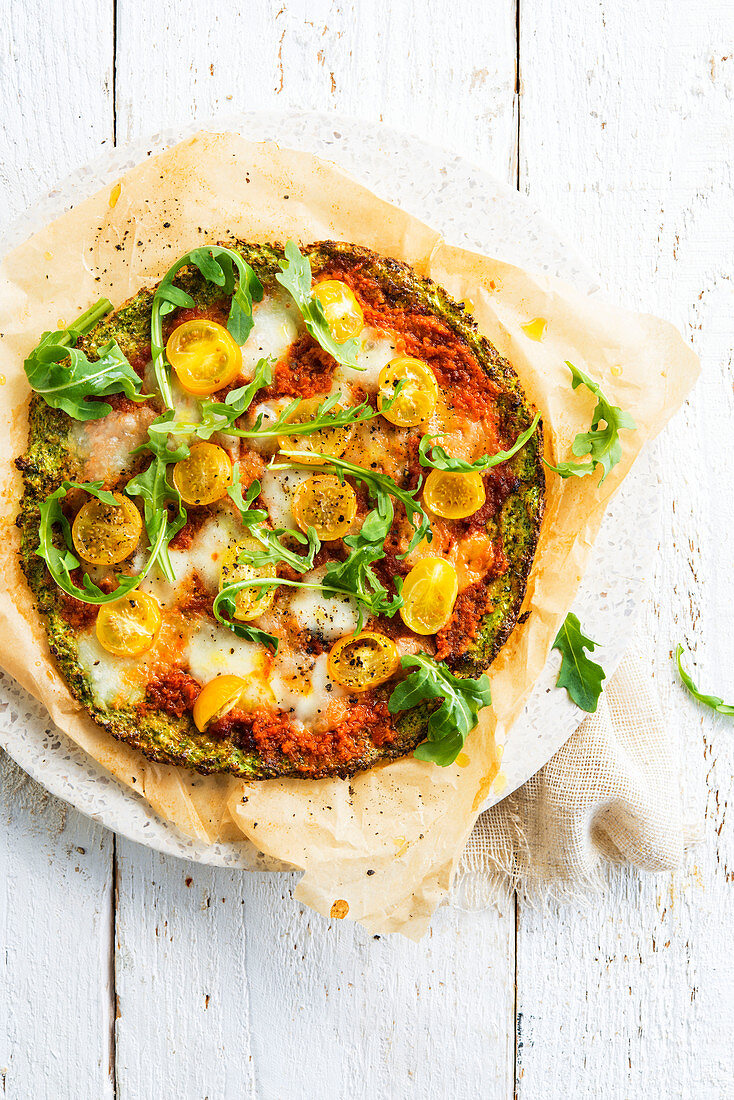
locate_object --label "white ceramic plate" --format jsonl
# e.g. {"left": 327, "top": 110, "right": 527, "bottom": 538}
{"left": 0, "top": 111, "right": 658, "bottom": 865}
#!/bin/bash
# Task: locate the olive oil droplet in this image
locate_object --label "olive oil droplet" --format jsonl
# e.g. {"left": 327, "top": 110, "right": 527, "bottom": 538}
{"left": 521, "top": 317, "right": 547, "bottom": 342}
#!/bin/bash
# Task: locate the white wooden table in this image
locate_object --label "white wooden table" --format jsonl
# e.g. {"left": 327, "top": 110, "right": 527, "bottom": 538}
{"left": 1, "top": 2, "right": 733, "bottom": 1096}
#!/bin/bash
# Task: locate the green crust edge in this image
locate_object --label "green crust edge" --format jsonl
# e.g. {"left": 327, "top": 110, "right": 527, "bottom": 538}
{"left": 16, "top": 240, "right": 544, "bottom": 779}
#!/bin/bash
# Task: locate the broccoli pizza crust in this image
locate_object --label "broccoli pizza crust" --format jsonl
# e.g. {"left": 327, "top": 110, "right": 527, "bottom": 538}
{"left": 16, "top": 240, "right": 544, "bottom": 779}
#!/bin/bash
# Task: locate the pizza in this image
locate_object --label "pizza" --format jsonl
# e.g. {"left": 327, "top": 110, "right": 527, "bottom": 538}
{"left": 16, "top": 239, "right": 544, "bottom": 779}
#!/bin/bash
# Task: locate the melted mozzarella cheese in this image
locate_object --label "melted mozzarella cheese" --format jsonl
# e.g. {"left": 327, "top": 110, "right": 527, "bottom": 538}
{"left": 246, "top": 398, "right": 291, "bottom": 456}
{"left": 259, "top": 467, "right": 311, "bottom": 527}
{"left": 288, "top": 566, "right": 360, "bottom": 640}
{"left": 269, "top": 652, "right": 345, "bottom": 724}
{"left": 241, "top": 294, "right": 301, "bottom": 378}
{"left": 186, "top": 625, "right": 274, "bottom": 709}
{"left": 187, "top": 621, "right": 262, "bottom": 679}
{"left": 342, "top": 417, "right": 412, "bottom": 484}
{"left": 332, "top": 327, "right": 397, "bottom": 392}
{"left": 70, "top": 406, "right": 155, "bottom": 481}
{"left": 139, "top": 509, "right": 245, "bottom": 607}
{"left": 76, "top": 633, "right": 145, "bottom": 708}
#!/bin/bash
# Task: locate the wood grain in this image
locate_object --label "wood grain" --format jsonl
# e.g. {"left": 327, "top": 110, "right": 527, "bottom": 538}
{"left": 0, "top": 3, "right": 116, "bottom": 1097}
{"left": 516, "top": 2, "right": 734, "bottom": 1095}
{"left": 1, "top": 0, "right": 733, "bottom": 1096}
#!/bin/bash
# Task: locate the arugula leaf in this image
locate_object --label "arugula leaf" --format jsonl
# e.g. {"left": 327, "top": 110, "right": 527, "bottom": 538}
{"left": 419, "top": 413, "right": 541, "bottom": 473}
{"left": 36, "top": 481, "right": 146, "bottom": 605}
{"left": 322, "top": 492, "right": 403, "bottom": 630}
{"left": 275, "top": 240, "right": 361, "bottom": 369}
{"left": 126, "top": 414, "right": 188, "bottom": 582}
{"left": 544, "top": 363, "right": 636, "bottom": 484}
{"left": 148, "top": 357, "right": 275, "bottom": 442}
{"left": 150, "top": 246, "right": 264, "bottom": 408}
{"left": 212, "top": 583, "right": 279, "bottom": 652}
{"left": 675, "top": 644, "right": 734, "bottom": 716}
{"left": 387, "top": 654, "right": 492, "bottom": 767}
{"left": 226, "top": 470, "right": 269, "bottom": 528}
{"left": 552, "top": 612, "right": 606, "bottom": 712}
{"left": 272, "top": 451, "right": 431, "bottom": 555}
{"left": 244, "top": 526, "right": 320, "bottom": 574}
{"left": 241, "top": 388, "right": 396, "bottom": 443}
{"left": 226, "top": 469, "right": 320, "bottom": 572}
{"left": 24, "top": 298, "right": 147, "bottom": 422}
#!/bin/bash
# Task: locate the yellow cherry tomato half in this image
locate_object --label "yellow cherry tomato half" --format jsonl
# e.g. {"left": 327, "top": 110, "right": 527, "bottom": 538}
{"left": 399, "top": 557, "right": 459, "bottom": 635}
{"left": 172, "top": 442, "right": 232, "bottom": 506}
{"left": 166, "top": 318, "right": 242, "bottom": 396}
{"left": 219, "top": 538, "right": 277, "bottom": 621}
{"left": 377, "top": 356, "right": 439, "bottom": 427}
{"left": 327, "top": 631, "right": 401, "bottom": 692}
{"left": 72, "top": 493, "right": 142, "bottom": 566}
{"left": 277, "top": 396, "right": 355, "bottom": 464}
{"left": 423, "top": 469, "right": 486, "bottom": 520}
{"left": 193, "top": 675, "right": 248, "bottom": 733}
{"left": 292, "top": 475, "right": 357, "bottom": 541}
{"left": 95, "top": 591, "right": 162, "bottom": 657}
{"left": 312, "top": 279, "right": 364, "bottom": 342}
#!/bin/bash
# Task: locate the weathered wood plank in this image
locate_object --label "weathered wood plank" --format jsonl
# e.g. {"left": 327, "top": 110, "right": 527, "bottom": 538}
{"left": 114, "top": 847, "right": 256, "bottom": 1099}
{"left": 0, "top": 0, "right": 115, "bottom": 222}
{"left": 0, "top": 3, "right": 115, "bottom": 1097}
{"left": 0, "top": 757, "right": 115, "bottom": 1099}
{"left": 113, "top": 0, "right": 518, "bottom": 174}
{"left": 516, "top": 2, "right": 734, "bottom": 1095}
{"left": 243, "top": 873, "right": 515, "bottom": 1099}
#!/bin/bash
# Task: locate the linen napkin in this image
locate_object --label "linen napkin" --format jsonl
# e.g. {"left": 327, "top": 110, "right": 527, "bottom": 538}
{"left": 453, "top": 639, "right": 700, "bottom": 906}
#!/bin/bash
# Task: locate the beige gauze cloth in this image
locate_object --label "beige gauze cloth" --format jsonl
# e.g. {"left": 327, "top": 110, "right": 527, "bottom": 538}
{"left": 456, "top": 639, "right": 697, "bottom": 906}
{"left": 0, "top": 132, "right": 700, "bottom": 937}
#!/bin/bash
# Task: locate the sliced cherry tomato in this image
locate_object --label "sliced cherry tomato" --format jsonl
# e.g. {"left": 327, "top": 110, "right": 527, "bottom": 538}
{"left": 312, "top": 279, "right": 364, "bottom": 342}
{"left": 292, "top": 475, "right": 357, "bottom": 541}
{"left": 219, "top": 538, "right": 277, "bottom": 620}
{"left": 172, "top": 442, "right": 232, "bottom": 506}
{"left": 95, "top": 591, "right": 162, "bottom": 657}
{"left": 327, "top": 631, "right": 400, "bottom": 691}
{"left": 277, "top": 396, "right": 355, "bottom": 464}
{"left": 166, "top": 318, "right": 242, "bottom": 396}
{"left": 193, "top": 674, "right": 247, "bottom": 732}
{"left": 399, "top": 558, "right": 458, "bottom": 635}
{"left": 72, "top": 493, "right": 142, "bottom": 566}
{"left": 378, "top": 356, "right": 438, "bottom": 427}
{"left": 423, "top": 469, "right": 486, "bottom": 520}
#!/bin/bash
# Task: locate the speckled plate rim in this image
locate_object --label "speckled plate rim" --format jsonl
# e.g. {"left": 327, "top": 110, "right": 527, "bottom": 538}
{"left": 0, "top": 110, "right": 658, "bottom": 866}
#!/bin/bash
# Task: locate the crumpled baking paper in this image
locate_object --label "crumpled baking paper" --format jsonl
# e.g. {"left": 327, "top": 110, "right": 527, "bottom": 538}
{"left": 0, "top": 132, "right": 698, "bottom": 937}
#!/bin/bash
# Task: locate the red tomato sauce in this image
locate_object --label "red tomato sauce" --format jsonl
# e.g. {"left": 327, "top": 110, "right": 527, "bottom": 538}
{"left": 322, "top": 264, "right": 501, "bottom": 421}
{"left": 209, "top": 699, "right": 396, "bottom": 773}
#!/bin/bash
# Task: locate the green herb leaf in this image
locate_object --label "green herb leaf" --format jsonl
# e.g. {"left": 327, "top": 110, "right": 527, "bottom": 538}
{"left": 275, "top": 239, "right": 361, "bottom": 369}
{"left": 226, "top": 468, "right": 320, "bottom": 572}
{"left": 226, "top": 470, "right": 269, "bottom": 528}
{"left": 675, "top": 644, "right": 734, "bottom": 716}
{"left": 322, "top": 492, "right": 403, "bottom": 631}
{"left": 419, "top": 413, "right": 541, "bottom": 473}
{"left": 244, "top": 526, "right": 320, "bottom": 574}
{"left": 272, "top": 451, "right": 431, "bottom": 555}
{"left": 212, "top": 585, "right": 279, "bottom": 652}
{"left": 36, "top": 481, "right": 145, "bottom": 605}
{"left": 544, "top": 363, "right": 636, "bottom": 484}
{"left": 24, "top": 298, "right": 148, "bottom": 422}
{"left": 150, "top": 246, "right": 264, "bottom": 409}
{"left": 148, "top": 357, "right": 275, "bottom": 441}
{"left": 126, "top": 414, "right": 188, "bottom": 582}
{"left": 387, "top": 654, "right": 492, "bottom": 767}
{"left": 552, "top": 611, "right": 606, "bottom": 712}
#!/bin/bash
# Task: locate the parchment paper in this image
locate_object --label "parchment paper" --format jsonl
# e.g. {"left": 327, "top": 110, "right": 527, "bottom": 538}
{"left": 0, "top": 132, "right": 699, "bottom": 936}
